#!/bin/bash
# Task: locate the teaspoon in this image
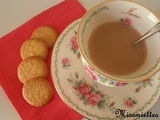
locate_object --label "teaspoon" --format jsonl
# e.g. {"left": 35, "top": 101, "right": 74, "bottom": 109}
{"left": 133, "top": 21, "right": 160, "bottom": 45}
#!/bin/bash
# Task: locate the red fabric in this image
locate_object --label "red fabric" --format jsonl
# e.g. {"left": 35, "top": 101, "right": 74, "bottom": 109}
{"left": 0, "top": 0, "right": 86, "bottom": 120}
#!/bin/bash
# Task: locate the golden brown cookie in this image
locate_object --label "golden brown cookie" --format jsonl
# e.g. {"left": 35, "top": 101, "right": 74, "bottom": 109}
{"left": 31, "top": 26, "right": 58, "bottom": 49}
{"left": 17, "top": 57, "right": 48, "bottom": 83}
{"left": 20, "top": 38, "right": 48, "bottom": 60}
{"left": 22, "top": 77, "right": 53, "bottom": 107}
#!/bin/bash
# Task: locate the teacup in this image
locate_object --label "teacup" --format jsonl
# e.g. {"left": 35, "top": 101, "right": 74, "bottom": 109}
{"left": 78, "top": 0, "right": 160, "bottom": 87}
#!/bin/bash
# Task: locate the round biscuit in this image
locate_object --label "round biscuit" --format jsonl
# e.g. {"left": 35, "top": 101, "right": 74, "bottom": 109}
{"left": 22, "top": 77, "right": 53, "bottom": 107}
{"left": 20, "top": 38, "right": 48, "bottom": 60}
{"left": 17, "top": 57, "right": 48, "bottom": 83}
{"left": 31, "top": 26, "right": 58, "bottom": 49}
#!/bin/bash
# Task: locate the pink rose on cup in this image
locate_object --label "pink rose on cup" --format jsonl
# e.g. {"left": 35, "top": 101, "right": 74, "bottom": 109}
{"left": 85, "top": 92, "right": 101, "bottom": 106}
{"left": 123, "top": 18, "right": 132, "bottom": 25}
{"left": 114, "top": 82, "right": 128, "bottom": 87}
{"left": 85, "top": 66, "right": 98, "bottom": 81}
{"left": 78, "top": 83, "right": 91, "bottom": 96}
{"left": 70, "top": 36, "right": 78, "bottom": 51}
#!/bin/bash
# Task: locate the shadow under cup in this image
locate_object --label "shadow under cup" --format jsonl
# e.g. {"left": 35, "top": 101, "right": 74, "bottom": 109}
{"left": 78, "top": 0, "right": 160, "bottom": 87}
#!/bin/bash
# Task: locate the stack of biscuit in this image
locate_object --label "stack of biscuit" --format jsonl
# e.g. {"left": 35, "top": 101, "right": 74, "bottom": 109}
{"left": 17, "top": 26, "right": 57, "bottom": 107}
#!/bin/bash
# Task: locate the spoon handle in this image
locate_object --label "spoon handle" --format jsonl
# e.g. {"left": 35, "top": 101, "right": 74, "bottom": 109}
{"left": 133, "top": 22, "right": 160, "bottom": 45}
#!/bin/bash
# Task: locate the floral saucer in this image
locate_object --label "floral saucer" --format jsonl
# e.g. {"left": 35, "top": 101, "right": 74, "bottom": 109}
{"left": 51, "top": 19, "right": 160, "bottom": 120}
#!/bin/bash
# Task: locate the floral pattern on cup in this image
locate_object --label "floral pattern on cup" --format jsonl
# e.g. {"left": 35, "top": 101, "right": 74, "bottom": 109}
{"left": 120, "top": 18, "right": 132, "bottom": 25}
{"left": 84, "top": 65, "right": 99, "bottom": 81}
{"left": 114, "top": 81, "right": 128, "bottom": 87}
{"left": 124, "top": 97, "right": 137, "bottom": 108}
{"left": 82, "top": 56, "right": 128, "bottom": 87}
{"left": 67, "top": 72, "right": 116, "bottom": 112}
{"left": 135, "top": 78, "right": 153, "bottom": 93}
{"left": 61, "top": 57, "right": 71, "bottom": 68}
{"left": 69, "top": 31, "right": 81, "bottom": 59}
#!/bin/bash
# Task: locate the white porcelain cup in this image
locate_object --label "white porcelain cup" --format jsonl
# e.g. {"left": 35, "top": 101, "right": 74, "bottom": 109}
{"left": 78, "top": 0, "right": 160, "bottom": 87}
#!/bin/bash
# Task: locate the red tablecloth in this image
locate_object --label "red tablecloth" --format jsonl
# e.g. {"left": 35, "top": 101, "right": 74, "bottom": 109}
{"left": 0, "top": 0, "right": 86, "bottom": 120}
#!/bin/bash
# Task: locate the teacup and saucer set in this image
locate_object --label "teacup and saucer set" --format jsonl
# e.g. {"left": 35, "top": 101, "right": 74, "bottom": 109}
{"left": 51, "top": 1, "right": 160, "bottom": 120}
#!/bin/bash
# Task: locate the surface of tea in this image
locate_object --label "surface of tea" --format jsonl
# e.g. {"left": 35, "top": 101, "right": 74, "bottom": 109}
{"left": 88, "top": 22, "right": 147, "bottom": 76}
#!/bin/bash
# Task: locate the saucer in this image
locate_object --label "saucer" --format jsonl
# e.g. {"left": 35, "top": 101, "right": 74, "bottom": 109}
{"left": 51, "top": 19, "right": 160, "bottom": 120}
